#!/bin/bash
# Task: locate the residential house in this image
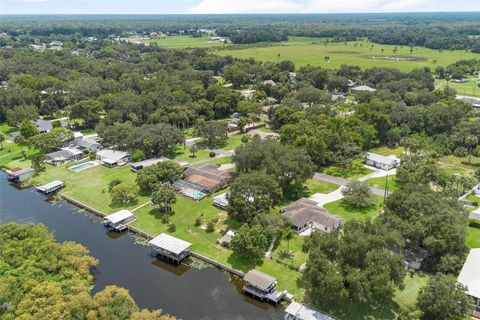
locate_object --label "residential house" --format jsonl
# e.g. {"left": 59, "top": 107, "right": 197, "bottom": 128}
{"left": 45, "top": 147, "right": 84, "bottom": 165}
{"left": 281, "top": 198, "right": 344, "bottom": 234}
{"left": 365, "top": 152, "right": 401, "bottom": 171}
{"left": 247, "top": 129, "right": 280, "bottom": 140}
{"left": 68, "top": 137, "right": 101, "bottom": 152}
{"left": 130, "top": 157, "right": 170, "bottom": 172}
{"left": 457, "top": 96, "right": 480, "bottom": 109}
{"left": 96, "top": 148, "right": 131, "bottom": 167}
{"left": 173, "top": 164, "right": 235, "bottom": 199}
{"left": 148, "top": 233, "right": 192, "bottom": 264}
{"left": 34, "top": 119, "right": 68, "bottom": 133}
{"left": 404, "top": 247, "right": 428, "bottom": 270}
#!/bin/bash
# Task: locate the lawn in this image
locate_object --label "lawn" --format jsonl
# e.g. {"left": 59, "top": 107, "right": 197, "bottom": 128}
{"left": 32, "top": 164, "right": 151, "bottom": 214}
{"left": 303, "top": 179, "right": 339, "bottom": 196}
{"left": 324, "top": 196, "right": 384, "bottom": 221}
{"left": 437, "top": 154, "right": 480, "bottom": 175}
{"left": 467, "top": 220, "right": 480, "bottom": 248}
{"left": 223, "top": 132, "right": 246, "bottom": 151}
{"left": 271, "top": 233, "right": 308, "bottom": 269}
{"left": 435, "top": 77, "right": 480, "bottom": 98}
{"left": 217, "top": 37, "right": 480, "bottom": 72}
{"left": 191, "top": 155, "right": 233, "bottom": 168}
{"left": 365, "top": 175, "right": 402, "bottom": 192}
{"left": 324, "top": 159, "right": 375, "bottom": 180}
{"left": 370, "top": 146, "right": 405, "bottom": 158}
{"left": 130, "top": 192, "right": 304, "bottom": 296}
{"left": 129, "top": 36, "right": 229, "bottom": 49}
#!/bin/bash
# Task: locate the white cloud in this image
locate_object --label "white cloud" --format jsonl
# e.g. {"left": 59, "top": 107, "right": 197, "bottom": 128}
{"left": 188, "top": 0, "right": 444, "bottom": 13}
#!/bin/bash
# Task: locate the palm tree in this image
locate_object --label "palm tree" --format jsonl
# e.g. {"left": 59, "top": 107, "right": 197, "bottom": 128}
{"left": 466, "top": 135, "right": 478, "bottom": 164}
{"left": 283, "top": 228, "right": 295, "bottom": 253}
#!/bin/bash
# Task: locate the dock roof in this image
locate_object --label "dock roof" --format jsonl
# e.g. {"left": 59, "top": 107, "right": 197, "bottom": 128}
{"left": 104, "top": 210, "right": 134, "bottom": 224}
{"left": 243, "top": 270, "right": 276, "bottom": 291}
{"left": 148, "top": 233, "right": 192, "bottom": 255}
{"left": 285, "top": 301, "right": 335, "bottom": 320}
{"left": 36, "top": 180, "right": 63, "bottom": 193}
{"left": 457, "top": 248, "right": 480, "bottom": 299}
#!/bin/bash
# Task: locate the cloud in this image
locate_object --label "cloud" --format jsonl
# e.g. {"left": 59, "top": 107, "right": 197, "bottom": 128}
{"left": 188, "top": 0, "right": 446, "bottom": 13}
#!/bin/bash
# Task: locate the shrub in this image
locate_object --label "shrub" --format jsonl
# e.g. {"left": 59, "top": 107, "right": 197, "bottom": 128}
{"left": 206, "top": 221, "right": 215, "bottom": 233}
{"left": 161, "top": 214, "right": 170, "bottom": 224}
{"left": 195, "top": 216, "right": 202, "bottom": 226}
{"left": 108, "top": 179, "right": 122, "bottom": 192}
{"left": 454, "top": 147, "right": 468, "bottom": 157}
{"left": 167, "top": 222, "right": 176, "bottom": 232}
{"left": 211, "top": 217, "right": 219, "bottom": 223}
{"left": 209, "top": 151, "right": 216, "bottom": 158}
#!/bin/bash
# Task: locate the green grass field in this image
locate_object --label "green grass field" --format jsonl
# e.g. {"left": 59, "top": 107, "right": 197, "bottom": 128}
{"left": 217, "top": 37, "right": 480, "bottom": 72}
{"left": 324, "top": 159, "right": 375, "bottom": 180}
{"left": 324, "top": 196, "right": 384, "bottom": 221}
{"left": 365, "top": 175, "right": 402, "bottom": 192}
{"left": 129, "top": 36, "right": 229, "bottom": 49}
{"left": 467, "top": 220, "right": 480, "bottom": 248}
{"left": 435, "top": 77, "right": 480, "bottom": 98}
{"left": 370, "top": 146, "right": 405, "bottom": 158}
{"left": 303, "top": 178, "right": 339, "bottom": 195}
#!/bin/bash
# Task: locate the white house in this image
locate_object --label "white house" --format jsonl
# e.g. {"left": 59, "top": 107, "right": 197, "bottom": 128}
{"left": 365, "top": 152, "right": 401, "bottom": 171}
{"left": 97, "top": 149, "right": 130, "bottom": 167}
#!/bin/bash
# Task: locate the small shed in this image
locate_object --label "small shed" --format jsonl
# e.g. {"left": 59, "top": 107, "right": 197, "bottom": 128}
{"left": 102, "top": 210, "right": 135, "bottom": 231}
{"left": 218, "top": 230, "right": 235, "bottom": 246}
{"left": 6, "top": 167, "right": 35, "bottom": 183}
{"left": 285, "top": 301, "right": 335, "bottom": 320}
{"left": 149, "top": 233, "right": 192, "bottom": 264}
{"left": 36, "top": 180, "right": 64, "bottom": 195}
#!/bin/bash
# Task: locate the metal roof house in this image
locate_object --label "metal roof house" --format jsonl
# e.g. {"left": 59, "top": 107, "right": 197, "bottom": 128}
{"left": 102, "top": 210, "right": 135, "bottom": 231}
{"left": 365, "top": 152, "right": 401, "bottom": 171}
{"left": 97, "top": 149, "right": 131, "bottom": 167}
{"left": 243, "top": 270, "right": 285, "bottom": 304}
{"left": 35, "top": 180, "right": 64, "bottom": 195}
{"left": 130, "top": 157, "right": 170, "bottom": 172}
{"left": 45, "top": 147, "right": 84, "bottom": 165}
{"left": 148, "top": 233, "right": 192, "bottom": 264}
{"left": 69, "top": 137, "right": 101, "bottom": 152}
{"left": 6, "top": 167, "right": 35, "bottom": 183}
{"left": 281, "top": 198, "right": 344, "bottom": 235}
{"left": 285, "top": 301, "right": 335, "bottom": 320}
{"left": 457, "top": 96, "right": 480, "bottom": 109}
{"left": 457, "top": 249, "right": 480, "bottom": 315}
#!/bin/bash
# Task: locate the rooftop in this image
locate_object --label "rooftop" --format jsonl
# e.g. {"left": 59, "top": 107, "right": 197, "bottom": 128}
{"left": 365, "top": 152, "right": 400, "bottom": 165}
{"left": 130, "top": 157, "right": 170, "bottom": 169}
{"left": 352, "top": 85, "right": 376, "bottom": 92}
{"left": 285, "top": 301, "right": 335, "bottom": 320}
{"left": 148, "top": 233, "right": 192, "bottom": 255}
{"left": 243, "top": 269, "right": 276, "bottom": 292}
{"left": 282, "top": 198, "right": 343, "bottom": 229}
{"left": 457, "top": 248, "right": 480, "bottom": 299}
{"left": 104, "top": 210, "right": 134, "bottom": 224}
{"left": 97, "top": 148, "right": 130, "bottom": 162}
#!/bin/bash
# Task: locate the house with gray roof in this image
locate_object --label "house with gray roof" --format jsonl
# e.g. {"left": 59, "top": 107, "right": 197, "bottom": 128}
{"left": 45, "top": 147, "right": 84, "bottom": 165}
{"left": 68, "top": 137, "right": 101, "bottom": 152}
{"left": 34, "top": 119, "right": 68, "bottom": 133}
{"left": 281, "top": 198, "right": 344, "bottom": 234}
{"left": 96, "top": 148, "right": 130, "bottom": 167}
{"left": 365, "top": 152, "right": 401, "bottom": 171}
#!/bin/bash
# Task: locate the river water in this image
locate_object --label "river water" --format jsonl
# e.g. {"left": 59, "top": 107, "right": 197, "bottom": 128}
{"left": 0, "top": 172, "right": 284, "bottom": 320}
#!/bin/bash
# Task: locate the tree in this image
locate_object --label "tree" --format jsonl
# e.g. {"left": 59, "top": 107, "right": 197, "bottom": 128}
{"left": 151, "top": 183, "right": 177, "bottom": 213}
{"left": 417, "top": 273, "right": 471, "bottom": 320}
{"left": 6, "top": 104, "right": 38, "bottom": 126}
{"left": 110, "top": 182, "right": 139, "bottom": 205}
{"left": 304, "top": 220, "right": 405, "bottom": 305}
{"left": 341, "top": 180, "right": 376, "bottom": 208}
{"left": 28, "top": 127, "right": 73, "bottom": 154}
{"left": 0, "top": 132, "right": 4, "bottom": 149}
{"left": 68, "top": 99, "right": 103, "bottom": 129}
{"left": 136, "top": 161, "right": 183, "bottom": 194}
{"left": 234, "top": 138, "right": 314, "bottom": 193}
{"left": 227, "top": 171, "right": 282, "bottom": 223}
{"left": 189, "top": 144, "right": 198, "bottom": 158}
{"left": 465, "top": 135, "right": 478, "bottom": 163}
{"left": 194, "top": 120, "right": 228, "bottom": 148}
{"left": 283, "top": 227, "right": 295, "bottom": 253}
{"left": 230, "top": 224, "right": 269, "bottom": 262}
{"left": 31, "top": 153, "right": 45, "bottom": 174}
{"left": 382, "top": 185, "right": 468, "bottom": 272}
{"left": 19, "top": 120, "right": 39, "bottom": 139}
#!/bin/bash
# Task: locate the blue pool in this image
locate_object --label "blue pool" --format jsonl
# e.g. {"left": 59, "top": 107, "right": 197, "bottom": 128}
{"left": 69, "top": 161, "right": 98, "bottom": 172}
{"left": 184, "top": 188, "right": 206, "bottom": 200}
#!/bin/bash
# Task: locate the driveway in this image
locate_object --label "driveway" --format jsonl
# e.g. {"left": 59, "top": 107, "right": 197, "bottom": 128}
{"left": 309, "top": 187, "right": 345, "bottom": 207}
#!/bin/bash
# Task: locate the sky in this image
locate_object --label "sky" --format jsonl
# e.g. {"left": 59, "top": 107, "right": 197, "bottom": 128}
{"left": 0, "top": 0, "right": 478, "bottom": 14}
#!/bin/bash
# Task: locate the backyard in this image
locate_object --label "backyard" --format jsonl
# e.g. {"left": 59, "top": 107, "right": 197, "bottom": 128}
{"left": 324, "top": 195, "right": 384, "bottom": 221}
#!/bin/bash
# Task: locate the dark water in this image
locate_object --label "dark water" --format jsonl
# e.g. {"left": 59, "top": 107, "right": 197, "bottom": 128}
{"left": 0, "top": 172, "right": 284, "bottom": 320}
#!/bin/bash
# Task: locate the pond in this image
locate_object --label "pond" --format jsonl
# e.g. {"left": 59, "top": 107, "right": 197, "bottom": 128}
{"left": 0, "top": 172, "right": 284, "bottom": 320}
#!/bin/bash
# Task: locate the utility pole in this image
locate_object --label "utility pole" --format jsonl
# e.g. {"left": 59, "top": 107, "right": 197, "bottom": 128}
{"left": 384, "top": 173, "right": 389, "bottom": 201}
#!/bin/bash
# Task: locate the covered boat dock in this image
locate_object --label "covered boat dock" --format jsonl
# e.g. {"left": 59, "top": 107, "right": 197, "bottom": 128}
{"left": 102, "top": 209, "right": 135, "bottom": 231}
{"left": 284, "top": 301, "right": 335, "bottom": 320}
{"left": 243, "top": 269, "right": 286, "bottom": 305}
{"left": 149, "top": 233, "right": 192, "bottom": 264}
{"left": 35, "top": 180, "right": 64, "bottom": 195}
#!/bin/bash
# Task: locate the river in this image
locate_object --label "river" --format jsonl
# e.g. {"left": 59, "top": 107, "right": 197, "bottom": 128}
{"left": 0, "top": 172, "right": 284, "bottom": 320}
